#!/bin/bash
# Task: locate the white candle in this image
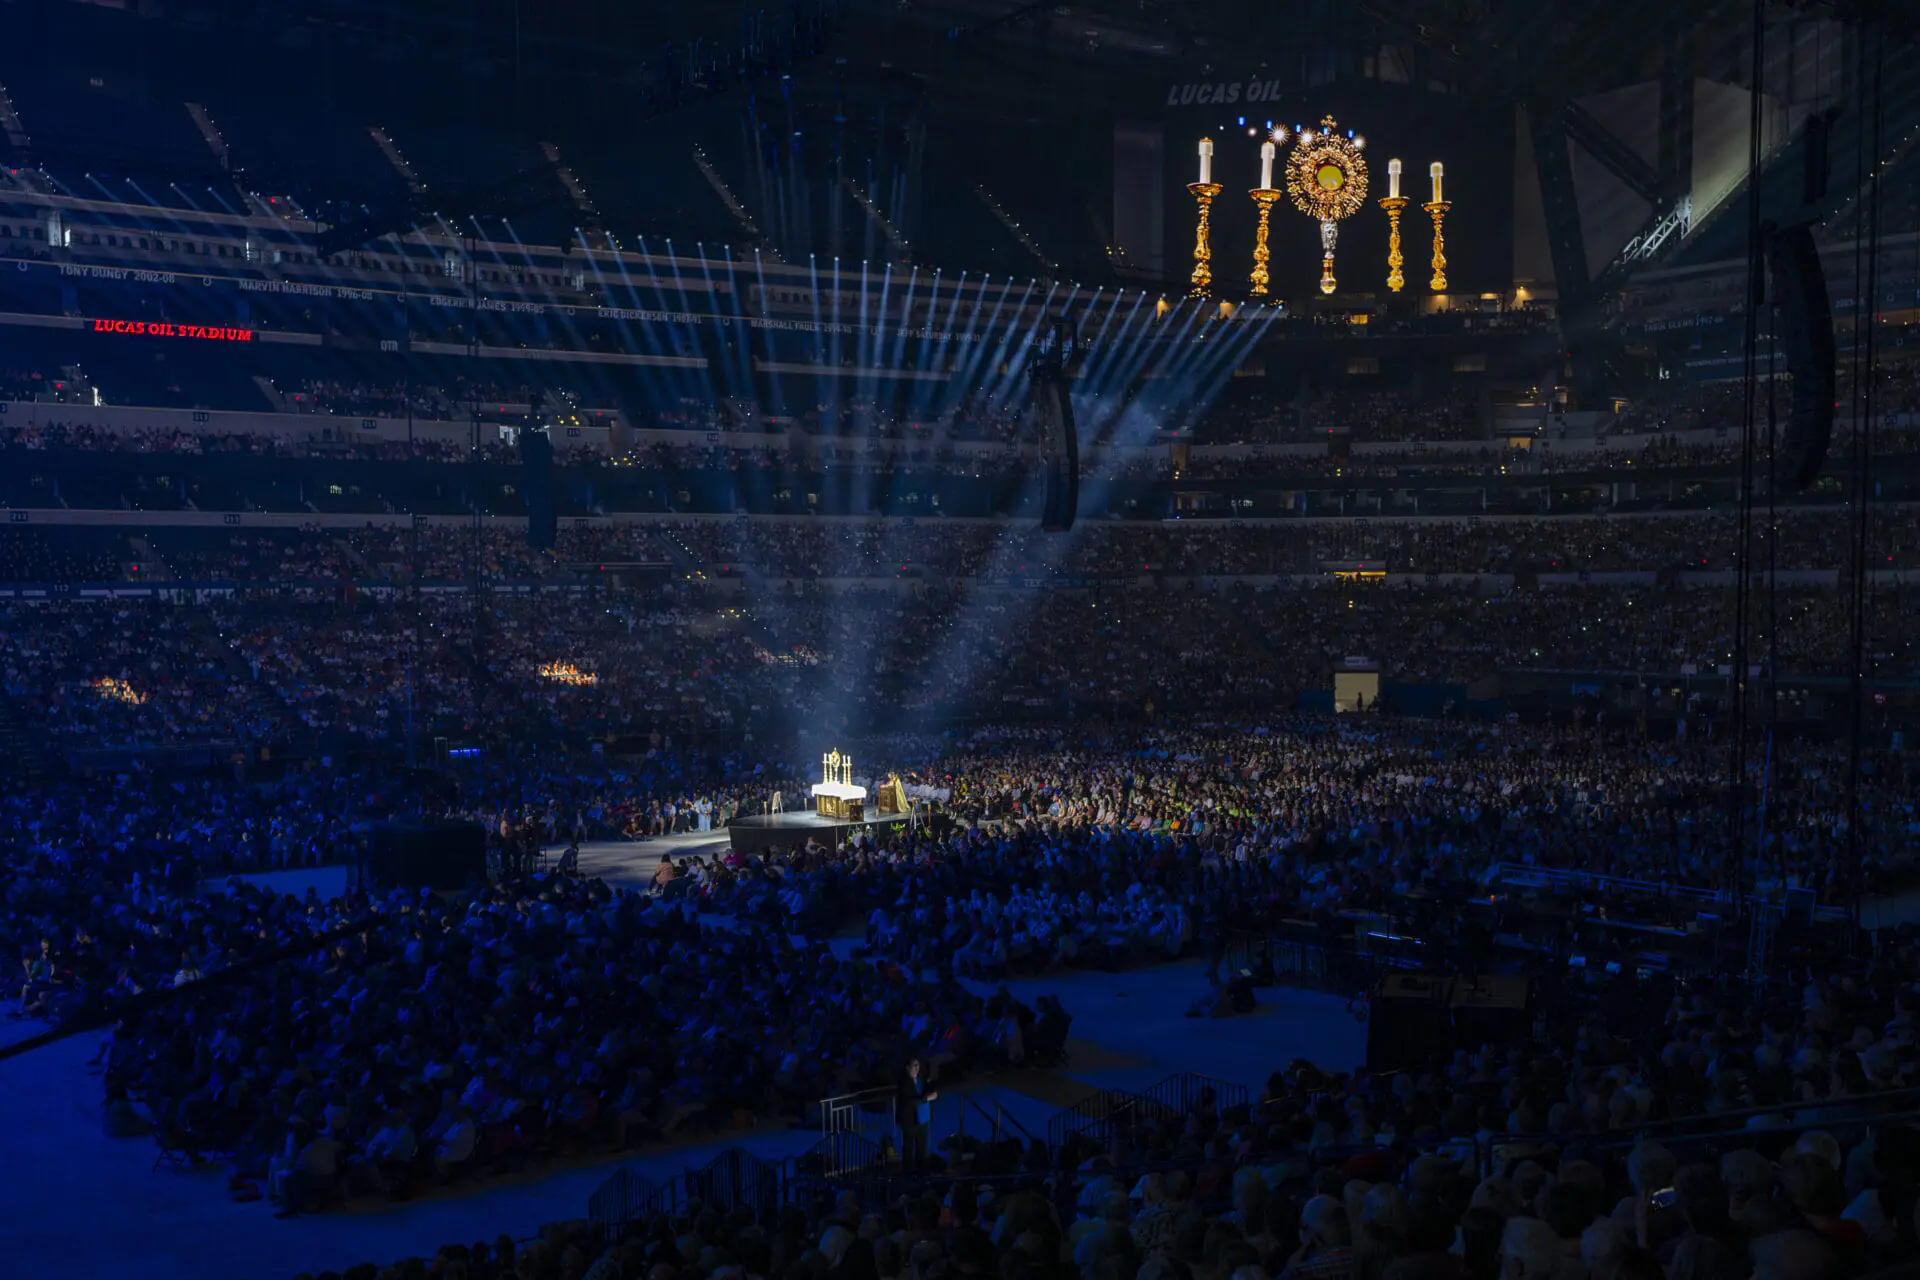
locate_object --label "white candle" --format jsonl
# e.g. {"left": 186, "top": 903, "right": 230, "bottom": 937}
{"left": 1259, "top": 141, "right": 1275, "bottom": 190}
{"left": 1430, "top": 161, "right": 1444, "bottom": 203}
{"left": 1199, "top": 137, "right": 1214, "bottom": 186}
{"left": 1388, "top": 159, "right": 1402, "bottom": 199}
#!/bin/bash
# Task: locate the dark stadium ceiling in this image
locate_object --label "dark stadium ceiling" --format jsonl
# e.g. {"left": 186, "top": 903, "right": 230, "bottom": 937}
{"left": 854, "top": 0, "right": 1908, "bottom": 109}
{"left": 48, "top": 0, "right": 1748, "bottom": 88}
{"left": 34, "top": 0, "right": 1895, "bottom": 104}
{"left": 844, "top": 0, "right": 1745, "bottom": 96}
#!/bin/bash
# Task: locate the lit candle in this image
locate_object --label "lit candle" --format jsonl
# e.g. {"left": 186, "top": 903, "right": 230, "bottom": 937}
{"left": 1199, "top": 137, "right": 1214, "bottom": 186}
{"left": 1388, "top": 159, "right": 1402, "bottom": 200}
{"left": 1259, "top": 140, "right": 1276, "bottom": 190}
{"left": 1430, "top": 161, "right": 1444, "bottom": 203}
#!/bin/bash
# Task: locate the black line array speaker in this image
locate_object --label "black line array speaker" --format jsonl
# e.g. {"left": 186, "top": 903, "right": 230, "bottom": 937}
{"left": 367, "top": 819, "right": 487, "bottom": 892}
{"left": 1365, "top": 972, "right": 1532, "bottom": 1071}
{"left": 1365, "top": 973, "right": 1453, "bottom": 1072}
{"left": 1449, "top": 974, "right": 1532, "bottom": 1054}
{"left": 522, "top": 428, "right": 557, "bottom": 549}
{"left": 1036, "top": 375, "right": 1079, "bottom": 534}
{"left": 1768, "top": 224, "right": 1837, "bottom": 489}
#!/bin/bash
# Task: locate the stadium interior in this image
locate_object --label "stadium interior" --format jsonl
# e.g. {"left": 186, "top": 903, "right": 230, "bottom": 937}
{"left": 3, "top": 0, "right": 1920, "bottom": 1277}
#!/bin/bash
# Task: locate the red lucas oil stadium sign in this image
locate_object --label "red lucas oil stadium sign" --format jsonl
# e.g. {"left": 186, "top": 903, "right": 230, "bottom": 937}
{"left": 91, "top": 318, "right": 254, "bottom": 342}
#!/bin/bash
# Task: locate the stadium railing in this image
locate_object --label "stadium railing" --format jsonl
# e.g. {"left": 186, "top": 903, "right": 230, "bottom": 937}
{"left": 1135, "top": 1072, "right": 1251, "bottom": 1121}
{"left": 818, "top": 1085, "right": 897, "bottom": 1151}
{"left": 587, "top": 1081, "right": 1920, "bottom": 1239}
{"left": 1044, "top": 1087, "right": 1178, "bottom": 1149}
{"left": 1493, "top": 859, "right": 1851, "bottom": 924}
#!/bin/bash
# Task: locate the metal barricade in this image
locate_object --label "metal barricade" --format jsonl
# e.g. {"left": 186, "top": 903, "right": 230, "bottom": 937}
{"left": 1045, "top": 1088, "right": 1176, "bottom": 1149}
{"left": 587, "top": 1167, "right": 679, "bottom": 1236}
{"left": 682, "top": 1147, "right": 783, "bottom": 1217}
{"left": 818, "top": 1085, "right": 898, "bottom": 1158}
{"left": 1140, "top": 1072, "right": 1251, "bottom": 1118}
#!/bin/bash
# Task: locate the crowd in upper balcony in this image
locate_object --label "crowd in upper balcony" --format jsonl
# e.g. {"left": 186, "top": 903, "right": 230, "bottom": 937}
{"left": 5, "top": 502, "right": 1920, "bottom": 593}
{"left": 0, "top": 599, "right": 280, "bottom": 748}
{"left": 3, "top": 342, "right": 1920, "bottom": 502}
{"left": 288, "top": 380, "right": 459, "bottom": 421}
{"left": 7, "top": 567, "right": 1919, "bottom": 758}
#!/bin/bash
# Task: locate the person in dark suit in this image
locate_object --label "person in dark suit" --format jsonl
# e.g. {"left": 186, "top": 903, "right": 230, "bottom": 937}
{"left": 895, "top": 1056, "right": 937, "bottom": 1171}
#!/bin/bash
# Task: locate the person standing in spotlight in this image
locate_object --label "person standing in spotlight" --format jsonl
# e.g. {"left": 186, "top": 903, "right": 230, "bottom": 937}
{"left": 895, "top": 1056, "right": 937, "bottom": 1172}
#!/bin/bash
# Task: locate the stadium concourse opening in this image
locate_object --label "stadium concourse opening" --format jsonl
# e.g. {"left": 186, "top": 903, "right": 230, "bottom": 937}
{"left": 0, "top": 0, "right": 1916, "bottom": 1278}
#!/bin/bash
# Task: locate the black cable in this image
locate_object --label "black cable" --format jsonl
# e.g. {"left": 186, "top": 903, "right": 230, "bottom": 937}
{"left": 1758, "top": 314, "right": 1779, "bottom": 903}
{"left": 403, "top": 250, "right": 423, "bottom": 768}
{"left": 1845, "top": 6, "right": 1887, "bottom": 931}
{"left": 1725, "top": 0, "right": 1767, "bottom": 911}
{"left": 466, "top": 232, "right": 485, "bottom": 668}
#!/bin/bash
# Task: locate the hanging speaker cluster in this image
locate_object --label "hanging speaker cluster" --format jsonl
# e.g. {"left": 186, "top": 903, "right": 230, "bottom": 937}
{"left": 1767, "top": 224, "right": 1837, "bottom": 490}
{"left": 1036, "top": 376, "right": 1079, "bottom": 534}
{"left": 1031, "top": 314, "right": 1080, "bottom": 534}
{"left": 521, "top": 428, "right": 557, "bottom": 549}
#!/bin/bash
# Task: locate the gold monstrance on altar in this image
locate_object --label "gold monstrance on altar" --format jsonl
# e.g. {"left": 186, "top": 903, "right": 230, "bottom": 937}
{"left": 1282, "top": 116, "right": 1369, "bottom": 295}
{"left": 811, "top": 749, "right": 868, "bottom": 820}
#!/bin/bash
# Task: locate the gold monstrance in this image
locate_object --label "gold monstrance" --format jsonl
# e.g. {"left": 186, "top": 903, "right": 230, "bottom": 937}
{"left": 1283, "top": 115, "right": 1370, "bottom": 295}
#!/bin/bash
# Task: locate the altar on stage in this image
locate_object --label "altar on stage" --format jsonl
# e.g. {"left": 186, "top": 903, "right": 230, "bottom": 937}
{"left": 731, "top": 748, "right": 916, "bottom": 852}
{"left": 810, "top": 749, "right": 868, "bottom": 819}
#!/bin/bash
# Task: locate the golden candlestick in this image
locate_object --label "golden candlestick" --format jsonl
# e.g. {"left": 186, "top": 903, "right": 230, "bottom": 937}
{"left": 1248, "top": 188, "right": 1280, "bottom": 296}
{"left": 1187, "top": 181, "right": 1223, "bottom": 298}
{"left": 1424, "top": 199, "right": 1451, "bottom": 292}
{"left": 1379, "top": 195, "right": 1408, "bottom": 293}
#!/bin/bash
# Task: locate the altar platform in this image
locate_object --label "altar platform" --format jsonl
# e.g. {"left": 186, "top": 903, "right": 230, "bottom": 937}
{"left": 727, "top": 809, "right": 912, "bottom": 854}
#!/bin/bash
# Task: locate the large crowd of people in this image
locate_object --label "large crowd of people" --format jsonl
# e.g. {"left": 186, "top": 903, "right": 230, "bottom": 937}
{"left": 7, "top": 343, "right": 1918, "bottom": 499}
{"left": 9, "top": 98, "right": 1920, "bottom": 1280}
{"left": 105, "top": 871, "right": 1041, "bottom": 1214}
{"left": 6, "top": 539, "right": 1920, "bottom": 753}
{"left": 3, "top": 510, "right": 1918, "bottom": 1280}
{"left": 1183, "top": 387, "right": 1483, "bottom": 446}
{"left": 311, "top": 914, "right": 1920, "bottom": 1280}
{"left": 9, "top": 504, "right": 1919, "bottom": 589}
{"left": 0, "top": 598, "right": 282, "bottom": 748}
{"left": 8, "top": 709, "right": 1914, "bottom": 1280}
{"left": 2, "top": 334, "right": 1917, "bottom": 1280}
